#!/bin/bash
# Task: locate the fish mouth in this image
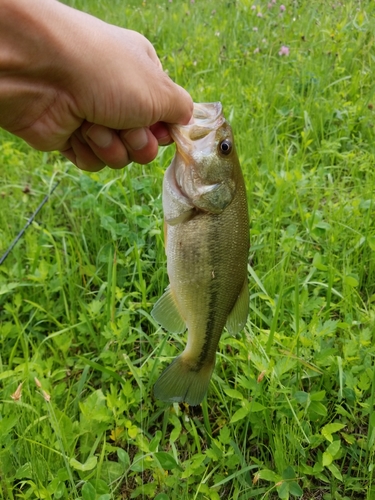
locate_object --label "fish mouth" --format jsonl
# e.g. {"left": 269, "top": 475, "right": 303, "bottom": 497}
{"left": 169, "top": 102, "right": 225, "bottom": 157}
{"left": 190, "top": 102, "right": 223, "bottom": 126}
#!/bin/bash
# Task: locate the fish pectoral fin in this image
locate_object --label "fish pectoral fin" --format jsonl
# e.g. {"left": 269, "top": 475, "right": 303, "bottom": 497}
{"left": 225, "top": 278, "right": 249, "bottom": 335}
{"left": 151, "top": 285, "right": 186, "bottom": 334}
{"left": 165, "top": 208, "right": 196, "bottom": 226}
{"left": 154, "top": 355, "right": 215, "bottom": 406}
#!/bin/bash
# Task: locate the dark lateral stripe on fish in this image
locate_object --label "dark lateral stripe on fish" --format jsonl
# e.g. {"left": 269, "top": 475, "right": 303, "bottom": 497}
{"left": 195, "top": 219, "right": 226, "bottom": 371}
{"left": 195, "top": 287, "right": 219, "bottom": 370}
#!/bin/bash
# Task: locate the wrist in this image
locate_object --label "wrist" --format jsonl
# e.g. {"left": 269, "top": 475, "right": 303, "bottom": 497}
{"left": 0, "top": 0, "right": 81, "bottom": 132}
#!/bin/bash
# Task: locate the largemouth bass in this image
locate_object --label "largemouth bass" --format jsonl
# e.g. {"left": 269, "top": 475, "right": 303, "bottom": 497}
{"left": 152, "top": 102, "right": 249, "bottom": 406}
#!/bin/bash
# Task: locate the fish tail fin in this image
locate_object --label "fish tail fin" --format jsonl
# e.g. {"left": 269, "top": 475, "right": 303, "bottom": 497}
{"left": 154, "top": 355, "right": 215, "bottom": 406}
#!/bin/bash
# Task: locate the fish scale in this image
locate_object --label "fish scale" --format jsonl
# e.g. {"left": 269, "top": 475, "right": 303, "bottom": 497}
{"left": 152, "top": 102, "right": 250, "bottom": 406}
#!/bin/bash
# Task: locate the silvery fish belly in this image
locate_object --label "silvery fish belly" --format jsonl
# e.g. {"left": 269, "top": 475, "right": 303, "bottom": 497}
{"left": 151, "top": 102, "right": 250, "bottom": 406}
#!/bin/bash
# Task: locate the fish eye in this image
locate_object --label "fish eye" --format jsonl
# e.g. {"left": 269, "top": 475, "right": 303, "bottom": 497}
{"left": 219, "top": 139, "right": 232, "bottom": 155}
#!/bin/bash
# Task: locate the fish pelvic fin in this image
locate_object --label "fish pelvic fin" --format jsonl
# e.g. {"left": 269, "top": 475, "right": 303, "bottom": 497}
{"left": 154, "top": 355, "right": 215, "bottom": 406}
{"left": 151, "top": 285, "right": 186, "bottom": 334}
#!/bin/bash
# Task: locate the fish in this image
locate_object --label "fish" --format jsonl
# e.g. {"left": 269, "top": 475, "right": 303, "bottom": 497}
{"left": 151, "top": 102, "right": 250, "bottom": 406}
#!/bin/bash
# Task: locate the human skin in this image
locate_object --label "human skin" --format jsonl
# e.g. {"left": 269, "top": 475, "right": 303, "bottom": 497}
{"left": 0, "top": 0, "right": 193, "bottom": 171}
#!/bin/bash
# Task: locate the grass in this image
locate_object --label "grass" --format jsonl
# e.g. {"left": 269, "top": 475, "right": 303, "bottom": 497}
{"left": 1, "top": 0, "right": 375, "bottom": 498}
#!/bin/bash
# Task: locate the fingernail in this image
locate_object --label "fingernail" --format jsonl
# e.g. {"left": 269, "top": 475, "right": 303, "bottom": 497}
{"left": 86, "top": 125, "right": 113, "bottom": 148}
{"left": 149, "top": 122, "right": 171, "bottom": 145}
{"left": 158, "top": 134, "right": 172, "bottom": 146}
{"left": 123, "top": 128, "right": 149, "bottom": 150}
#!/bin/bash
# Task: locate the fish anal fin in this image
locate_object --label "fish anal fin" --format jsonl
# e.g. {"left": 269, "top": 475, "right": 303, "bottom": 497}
{"left": 226, "top": 278, "right": 249, "bottom": 335}
{"left": 154, "top": 355, "right": 215, "bottom": 406}
{"left": 151, "top": 286, "right": 186, "bottom": 334}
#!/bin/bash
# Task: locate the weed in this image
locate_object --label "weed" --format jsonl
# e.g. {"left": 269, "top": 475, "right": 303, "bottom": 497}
{"left": 1, "top": 0, "right": 375, "bottom": 498}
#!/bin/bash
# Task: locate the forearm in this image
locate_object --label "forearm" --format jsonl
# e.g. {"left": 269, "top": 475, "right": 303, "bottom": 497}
{"left": 0, "top": 0, "right": 55, "bottom": 71}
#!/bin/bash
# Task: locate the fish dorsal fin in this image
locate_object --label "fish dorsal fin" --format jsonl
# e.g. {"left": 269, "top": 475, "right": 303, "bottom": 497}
{"left": 226, "top": 278, "right": 249, "bottom": 335}
{"left": 151, "top": 286, "right": 186, "bottom": 333}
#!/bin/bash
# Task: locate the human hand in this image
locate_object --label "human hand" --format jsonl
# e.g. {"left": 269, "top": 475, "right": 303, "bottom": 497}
{"left": 0, "top": 0, "right": 193, "bottom": 171}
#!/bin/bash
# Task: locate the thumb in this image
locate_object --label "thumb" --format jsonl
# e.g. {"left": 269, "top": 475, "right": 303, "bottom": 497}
{"left": 153, "top": 73, "right": 193, "bottom": 126}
